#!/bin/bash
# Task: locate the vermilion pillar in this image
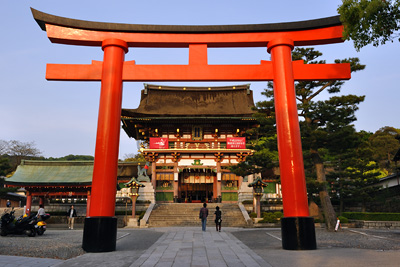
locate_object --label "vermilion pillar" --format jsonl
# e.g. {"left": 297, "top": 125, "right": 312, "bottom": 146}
{"left": 39, "top": 197, "right": 44, "bottom": 207}
{"left": 26, "top": 193, "right": 32, "bottom": 216}
{"left": 86, "top": 191, "right": 91, "bottom": 216}
{"left": 268, "top": 38, "right": 316, "bottom": 250}
{"left": 82, "top": 38, "right": 128, "bottom": 252}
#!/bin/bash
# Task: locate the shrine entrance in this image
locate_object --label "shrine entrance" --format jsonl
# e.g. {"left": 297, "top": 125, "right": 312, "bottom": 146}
{"left": 179, "top": 171, "right": 214, "bottom": 203}
{"left": 32, "top": 8, "right": 351, "bottom": 252}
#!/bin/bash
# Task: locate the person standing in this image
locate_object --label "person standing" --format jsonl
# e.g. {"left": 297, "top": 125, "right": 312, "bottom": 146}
{"left": 199, "top": 203, "right": 208, "bottom": 231}
{"left": 6, "top": 200, "right": 11, "bottom": 208}
{"left": 214, "top": 206, "right": 222, "bottom": 232}
{"left": 36, "top": 204, "right": 45, "bottom": 220}
{"left": 67, "top": 205, "right": 77, "bottom": 230}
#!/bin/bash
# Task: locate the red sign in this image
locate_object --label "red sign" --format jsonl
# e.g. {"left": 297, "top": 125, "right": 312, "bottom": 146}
{"left": 149, "top": 138, "right": 169, "bottom": 149}
{"left": 226, "top": 137, "right": 246, "bottom": 149}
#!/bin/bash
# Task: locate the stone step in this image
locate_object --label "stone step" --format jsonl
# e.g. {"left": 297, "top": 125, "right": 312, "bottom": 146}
{"left": 148, "top": 203, "right": 248, "bottom": 227}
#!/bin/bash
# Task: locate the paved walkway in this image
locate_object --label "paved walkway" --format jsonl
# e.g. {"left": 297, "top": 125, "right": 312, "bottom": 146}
{"left": 0, "top": 228, "right": 269, "bottom": 267}
{"left": 131, "top": 229, "right": 269, "bottom": 267}
{"left": 1, "top": 227, "right": 400, "bottom": 266}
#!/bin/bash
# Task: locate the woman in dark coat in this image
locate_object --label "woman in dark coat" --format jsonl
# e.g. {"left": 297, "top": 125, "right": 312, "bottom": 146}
{"left": 214, "top": 206, "right": 222, "bottom": 232}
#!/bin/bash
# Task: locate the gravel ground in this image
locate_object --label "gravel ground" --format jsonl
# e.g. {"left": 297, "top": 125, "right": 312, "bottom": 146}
{"left": 0, "top": 230, "right": 85, "bottom": 260}
{"left": 0, "top": 227, "right": 399, "bottom": 260}
{"left": 232, "top": 228, "right": 400, "bottom": 251}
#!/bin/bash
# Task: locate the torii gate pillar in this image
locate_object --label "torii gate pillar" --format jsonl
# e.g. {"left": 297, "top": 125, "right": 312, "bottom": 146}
{"left": 82, "top": 39, "right": 128, "bottom": 252}
{"left": 268, "top": 38, "right": 316, "bottom": 249}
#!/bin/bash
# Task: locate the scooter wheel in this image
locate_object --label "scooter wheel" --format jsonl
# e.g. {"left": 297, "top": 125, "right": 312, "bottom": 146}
{"left": 37, "top": 229, "right": 44, "bottom": 236}
{"left": 0, "top": 229, "right": 7, "bottom": 236}
{"left": 26, "top": 229, "right": 36, "bottom": 237}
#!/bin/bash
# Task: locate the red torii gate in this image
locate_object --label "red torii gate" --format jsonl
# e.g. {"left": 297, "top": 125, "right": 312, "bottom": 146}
{"left": 32, "top": 8, "right": 350, "bottom": 252}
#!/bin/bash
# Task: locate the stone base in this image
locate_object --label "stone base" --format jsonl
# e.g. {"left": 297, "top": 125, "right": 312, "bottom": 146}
{"left": 126, "top": 218, "right": 139, "bottom": 227}
{"left": 253, "top": 218, "right": 264, "bottom": 224}
{"left": 82, "top": 217, "right": 117, "bottom": 252}
{"left": 138, "top": 182, "right": 156, "bottom": 203}
{"left": 281, "top": 217, "right": 317, "bottom": 250}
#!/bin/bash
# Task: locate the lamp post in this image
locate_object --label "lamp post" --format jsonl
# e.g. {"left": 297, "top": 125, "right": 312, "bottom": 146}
{"left": 125, "top": 177, "right": 145, "bottom": 227}
{"left": 248, "top": 177, "right": 268, "bottom": 218}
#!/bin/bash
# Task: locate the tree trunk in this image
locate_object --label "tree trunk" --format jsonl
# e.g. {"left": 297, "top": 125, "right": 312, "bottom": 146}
{"left": 311, "top": 148, "right": 337, "bottom": 231}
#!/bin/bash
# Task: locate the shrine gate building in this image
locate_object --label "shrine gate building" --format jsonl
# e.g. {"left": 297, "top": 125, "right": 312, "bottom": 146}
{"left": 121, "top": 84, "right": 267, "bottom": 203}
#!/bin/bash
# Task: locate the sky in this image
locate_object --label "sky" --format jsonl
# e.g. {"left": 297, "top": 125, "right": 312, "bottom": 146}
{"left": 1, "top": 1, "right": 399, "bottom": 159}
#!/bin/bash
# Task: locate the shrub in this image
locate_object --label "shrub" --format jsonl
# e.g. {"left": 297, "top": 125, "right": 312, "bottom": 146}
{"left": 337, "top": 216, "right": 349, "bottom": 223}
{"left": 249, "top": 212, "right": 257, "bottom": 218}
{"left": 259, "top": 211, "right": 283, "bottom": 223}
{"left": 274, "top": 211, "right": 283, "bottom": 219}
{"left": 342, "top": 212, "right": 400, "bottom": 221}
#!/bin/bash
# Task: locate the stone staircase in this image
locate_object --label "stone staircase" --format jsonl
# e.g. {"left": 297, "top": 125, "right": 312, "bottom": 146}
{"left": 148, "top": 203, "right": 249, "bottom": 228}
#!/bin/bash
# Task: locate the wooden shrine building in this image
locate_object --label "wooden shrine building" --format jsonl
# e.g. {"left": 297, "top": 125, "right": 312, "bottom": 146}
{"left": 121, "top": 84, "right": 259, "bottom": 203}
{"left": 5, "top": 160, "right": 148, "bottom": 214}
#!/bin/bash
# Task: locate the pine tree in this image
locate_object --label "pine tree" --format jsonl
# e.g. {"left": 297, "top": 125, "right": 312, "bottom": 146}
{"left": 292, "top": 48, "right": 365, "bottom": 230}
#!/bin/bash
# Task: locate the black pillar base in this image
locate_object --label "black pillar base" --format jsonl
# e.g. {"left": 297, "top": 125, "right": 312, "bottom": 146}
{"left": 281, "top": 217, "right": 317, "bottom": 250}
{"left": 82, "top": 217, "right": 117, "bottom": 252}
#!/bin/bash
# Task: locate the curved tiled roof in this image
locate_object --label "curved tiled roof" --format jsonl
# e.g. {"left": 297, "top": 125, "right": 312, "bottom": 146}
{"left": 6, "top": 160, "right": 93, "bottom": 186}
{"left": 5, "top": 160, "right": 148, "bottom": 186}
{"left": 121, "top": 84, "right": 255, "bottom": 118}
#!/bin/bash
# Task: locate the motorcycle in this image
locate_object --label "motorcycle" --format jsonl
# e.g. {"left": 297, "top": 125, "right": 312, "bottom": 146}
{"left": 35, "top": 213, "right": 50, "bottom": 235}
{"left": 0, "top": 208, "right": 37, "bottom": 237}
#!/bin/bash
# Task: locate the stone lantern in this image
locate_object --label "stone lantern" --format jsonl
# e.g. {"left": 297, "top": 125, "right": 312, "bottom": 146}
{"left": 248, "top": 177, "right": 268, "bottom": 218}
{"left": 124, "top": 177, "right": 145, "bottom": 227}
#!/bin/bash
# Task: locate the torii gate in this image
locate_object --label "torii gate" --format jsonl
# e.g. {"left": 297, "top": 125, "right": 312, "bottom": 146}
{"left": 31, "top": 8, "right": 351, "bottom": 252}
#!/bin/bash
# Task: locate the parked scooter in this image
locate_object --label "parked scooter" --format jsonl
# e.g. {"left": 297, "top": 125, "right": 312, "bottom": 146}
{"left": 35, "top": 213, "right": 50, "bottom": 235}
{"left": 0, "top": 208, "right": 37, "bottom": 237}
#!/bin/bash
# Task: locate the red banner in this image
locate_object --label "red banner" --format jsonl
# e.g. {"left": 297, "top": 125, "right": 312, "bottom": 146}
{"left": 149, "top": 138, "right": 169, "bottom": 149}
{"left": 226, "top": 137, "right": 246, "bottom": 149}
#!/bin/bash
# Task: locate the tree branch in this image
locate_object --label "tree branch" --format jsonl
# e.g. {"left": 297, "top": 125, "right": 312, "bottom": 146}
{"left": 306, "top": 81, "right": 334, "bottom": 102}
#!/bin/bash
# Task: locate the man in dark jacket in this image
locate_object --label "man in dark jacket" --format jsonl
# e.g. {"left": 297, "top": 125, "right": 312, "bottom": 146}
{"left": 67, "top": 205, "right": 77, "bottom": 230}
{"left": 199, "top": 203, "right": 208, "bottom": 231}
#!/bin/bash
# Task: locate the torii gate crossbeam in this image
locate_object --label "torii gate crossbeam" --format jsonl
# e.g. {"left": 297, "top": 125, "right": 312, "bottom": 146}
{"left": 32, "top": 8, "right": 351, "bottom": 252}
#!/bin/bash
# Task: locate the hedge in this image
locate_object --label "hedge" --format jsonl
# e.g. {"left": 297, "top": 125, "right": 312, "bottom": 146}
{"left": 342, "top": 212, "right": 400, "bottom": 221}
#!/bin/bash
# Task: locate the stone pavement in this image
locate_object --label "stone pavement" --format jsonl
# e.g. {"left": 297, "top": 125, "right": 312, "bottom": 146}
{"left": 0, "top": 255, "right": 63, "bottom": 267}
{"left": 1, "top": 227, "right": 400, "bottom": 267}
{"left": 131, "top": 229, "right": 269, "bottom": 267}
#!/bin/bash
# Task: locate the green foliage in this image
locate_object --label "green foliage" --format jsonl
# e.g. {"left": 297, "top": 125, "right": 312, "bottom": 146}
{"left": 229, "top": 136, "right": 278, "bottom": 177}
{"left": 342, "top": 212, "right": 400, "bottom": 221}
{"left": 47, "top": 154, "right": 94, "bottom": 161}
{"left": 259, "top": 211, "right": 283, "bottom": 223}
{"left": 123, "top": 153, "right": 146, "bottom": 162}
{"left": 221, "top": 192, "right": 238, "bottom": 201}
{"left": 0, "top": 185, "right": 18, "bottom": 198}
{"left": 338, "top": 216, "right": 349, "bottom": 223}
{"left": 0, "top": 157, "right": 11, "bottom": 176}
{"left": 155, "top": 192, "right": 174, "bottom": 202}
{"left": 338, "top": 0, "right": 400, "bottom": 50}
{"left": 368, "top": 126, "right": 400, "bottom": 171}
{"left": 249, "top": 212, "right": 257, "bottom": 218}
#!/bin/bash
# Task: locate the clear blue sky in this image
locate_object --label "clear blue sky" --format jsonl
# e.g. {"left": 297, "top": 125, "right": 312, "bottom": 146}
{"left": 1, "top": 1, "right": 399, "bottom": 158}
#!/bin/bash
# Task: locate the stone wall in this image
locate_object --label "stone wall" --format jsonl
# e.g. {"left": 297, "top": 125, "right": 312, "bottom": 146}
{"left": 355, "top": 220, "right": 400, "bottom": 229}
